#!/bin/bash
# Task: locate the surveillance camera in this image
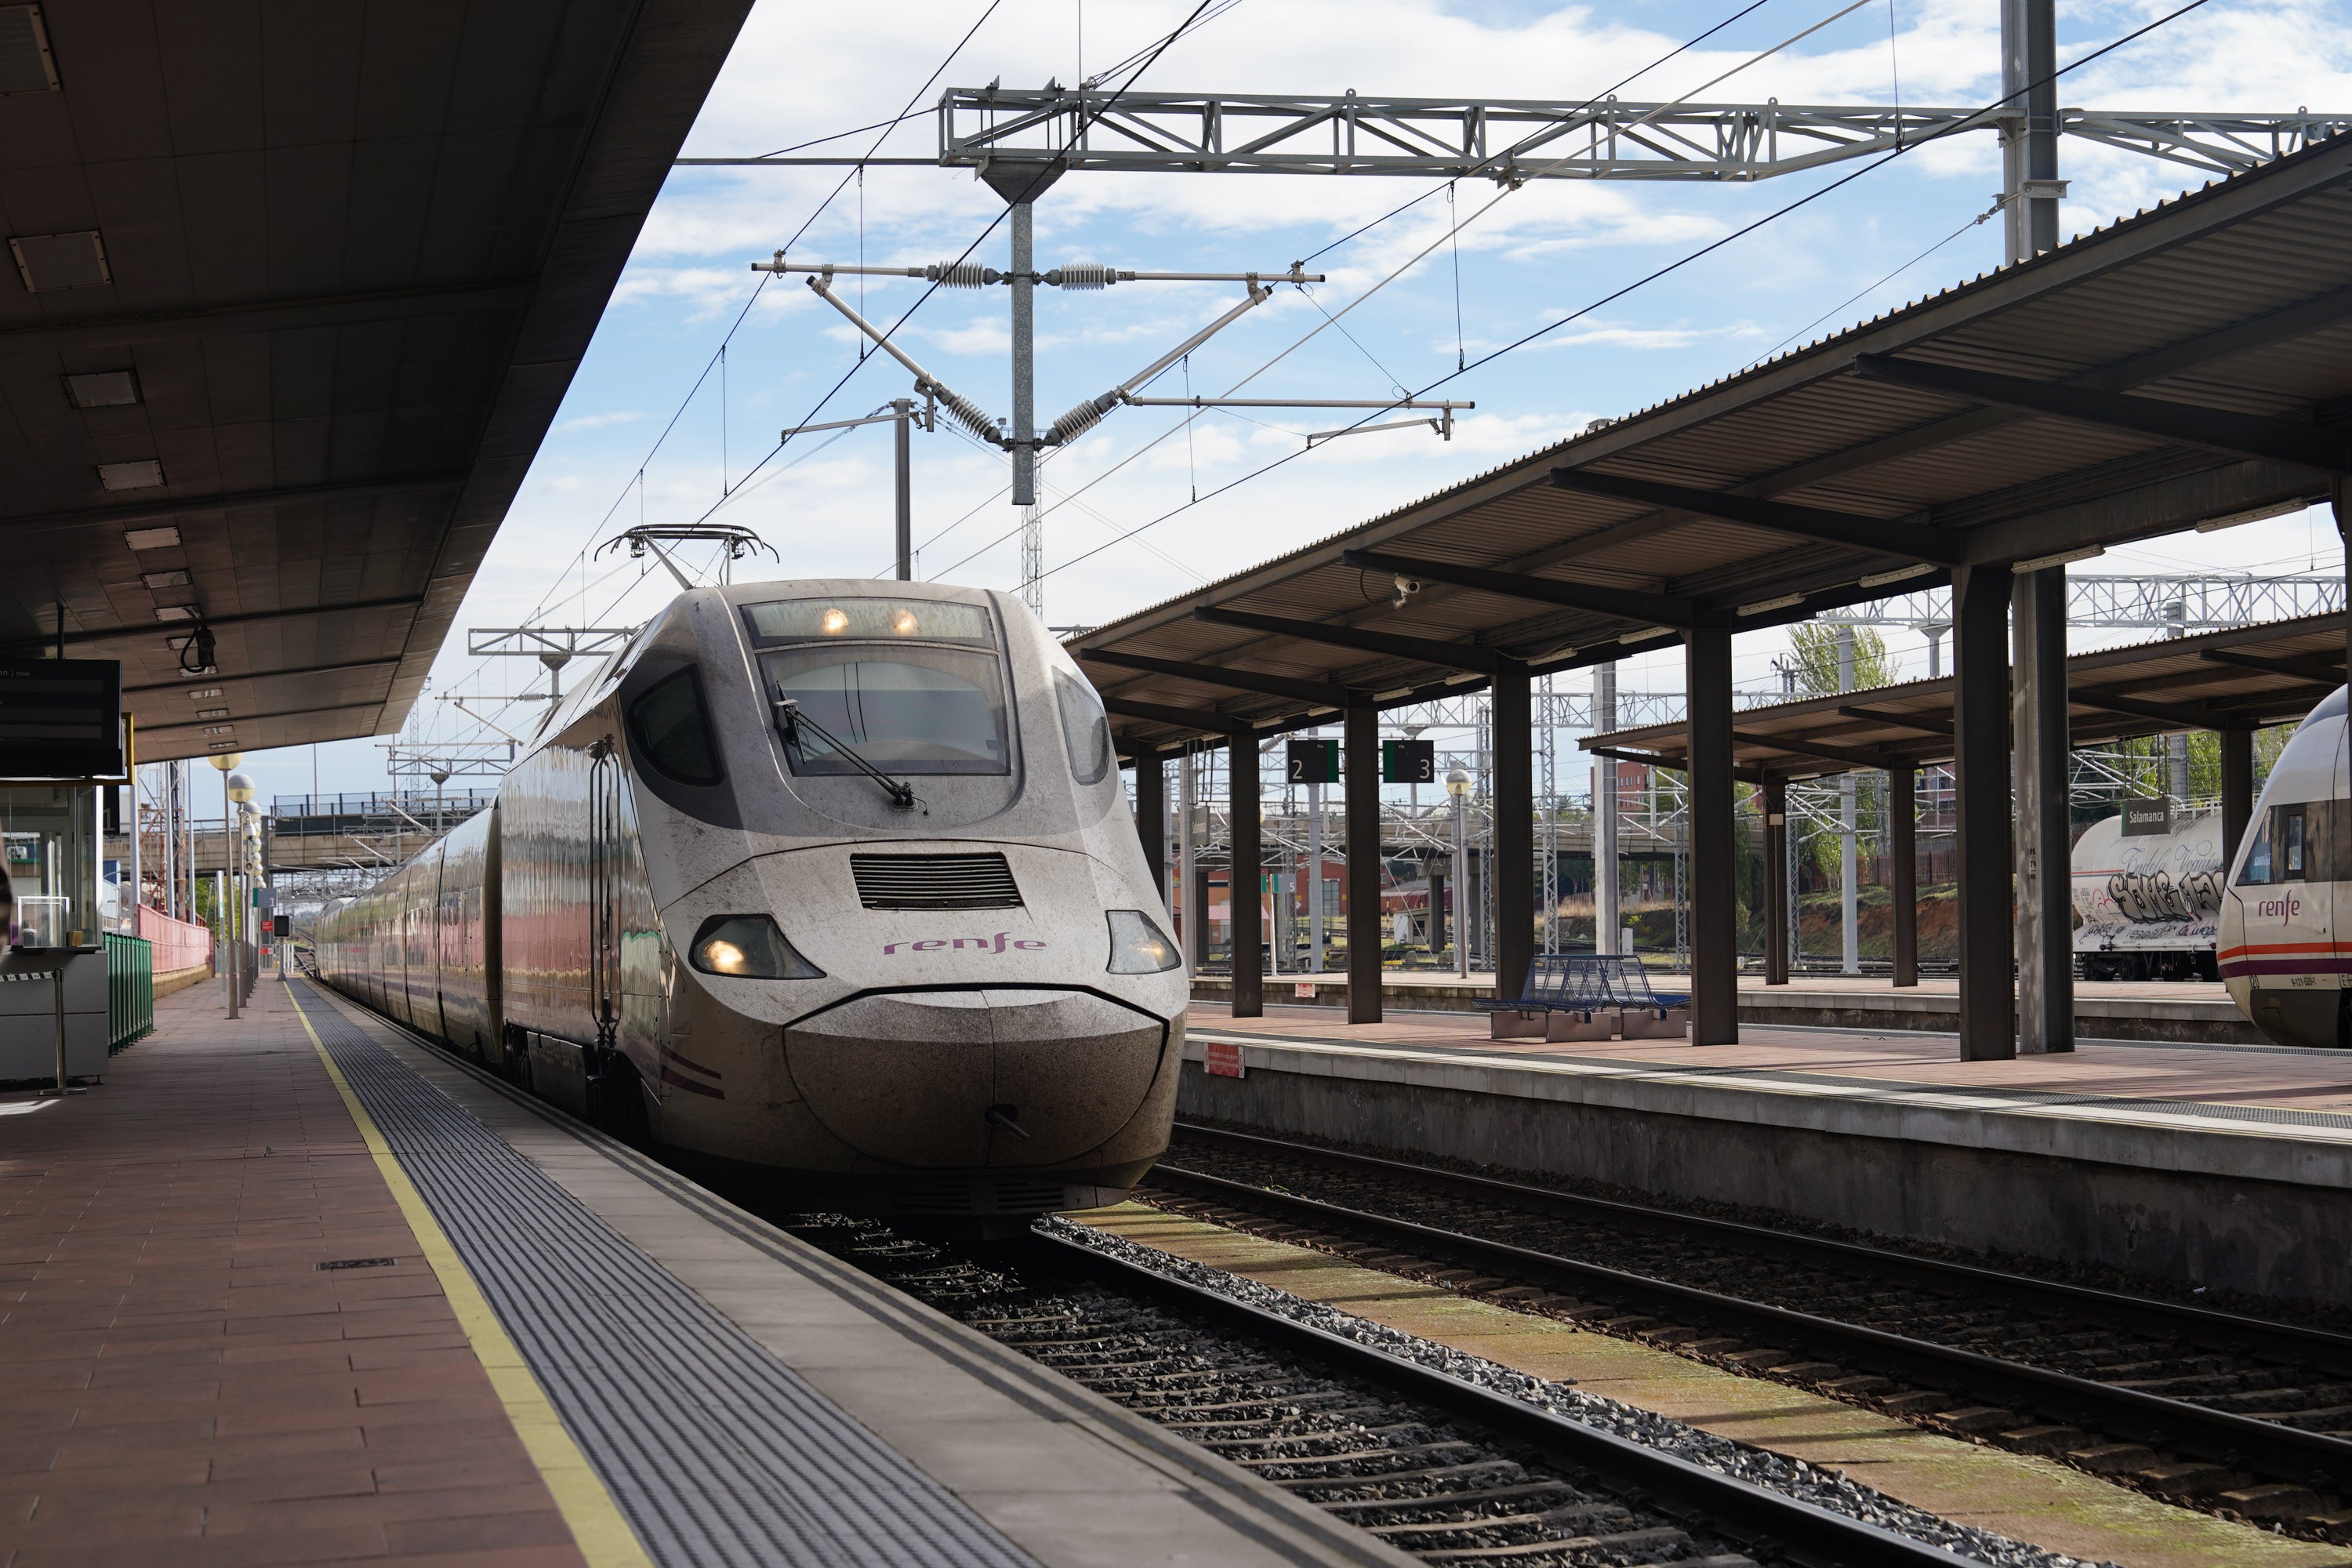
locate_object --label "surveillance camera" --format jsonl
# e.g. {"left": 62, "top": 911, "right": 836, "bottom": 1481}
{"left": 1392, "top": 575, "right": 1424, "bottom": 609}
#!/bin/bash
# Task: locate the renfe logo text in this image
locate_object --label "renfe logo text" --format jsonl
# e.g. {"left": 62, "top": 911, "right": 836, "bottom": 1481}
{"left": 2253, "top": 895, "right": 2305, "bottom": 920}
{"left": 882, "top": 931, "right": 1046, "bottom": 955}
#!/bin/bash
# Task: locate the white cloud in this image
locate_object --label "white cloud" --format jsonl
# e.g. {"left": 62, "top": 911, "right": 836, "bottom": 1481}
{"left": 557, "top": 410, "right": 647, "bottom": 430}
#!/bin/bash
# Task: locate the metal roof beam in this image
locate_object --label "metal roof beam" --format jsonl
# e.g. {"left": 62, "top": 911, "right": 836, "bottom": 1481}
{"left": 1342, "top": 548, "right": 1702, "bottom": 629}
{"left": 0, "top": 282, "right": 532, "bottom": 358}
{"left": 1586, "top": 741, "right": 1766, "bottom": 785}
{"left": 123, "top": 655, "right": 402, "bottom": 698}
{"left": 1732, "top": 728, "right": 1904, "bottom": 771}
{"left": 1837, "top": 703, "right": 1953, "bottom": 737}
{"left": 2, "top": 474, "right": 466, "bottom": 539}
{"left": 1548, "top": 470, "right": 1967, "bottom": 566}
{"left": 138, "top": 699, "right": 387, "bottom": 739}
{"left": 1852, "top": 355, "right": 2352, "bottom": 477}
{"left": 2197, "top": 646, "right": 2347, "bottom": 684}
{"left": 1078, "top": 647, "right": 1355, "bottom": 707}
{"left": 1192, "top": 605, "right": 1501, "bottom": 674}
{"left": 2, "top": 594, "right": 425, "bottom": 652}
{"left": 1103, "top": 696, "right": 1250, "bottom": 737}
{"left": 2069, "top": 686, "right": 2239, "bottom": 731}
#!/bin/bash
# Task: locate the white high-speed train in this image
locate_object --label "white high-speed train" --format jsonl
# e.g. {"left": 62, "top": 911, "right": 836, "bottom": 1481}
{"left": 2220, "top": 685, "right": 2349, "bottom": 1048}
{"left": 314, "top": 581, "right": 1189, "bottom": 1226}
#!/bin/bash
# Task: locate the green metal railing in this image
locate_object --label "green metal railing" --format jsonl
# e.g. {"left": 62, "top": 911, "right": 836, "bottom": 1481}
{"left": 104, "top": 931, "right": 154, "bottom": 1053}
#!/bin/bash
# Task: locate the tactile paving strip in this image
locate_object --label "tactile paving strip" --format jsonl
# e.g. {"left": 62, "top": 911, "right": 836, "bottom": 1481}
{"left": 289, "top": 982, "right": 1038, "bottom": 1568}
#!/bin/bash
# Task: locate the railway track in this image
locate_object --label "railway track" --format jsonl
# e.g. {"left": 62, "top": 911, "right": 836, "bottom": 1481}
{"left": 1150, "top": 1121, "right": 2352, "bottom": 1536}
{"left": 786, "top": 1213, "right": 2056, "bottom": 1568}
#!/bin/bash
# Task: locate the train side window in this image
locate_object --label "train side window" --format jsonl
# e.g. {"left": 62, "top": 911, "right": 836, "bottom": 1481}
{"left": 626, "top": 666, "right": 724, "bottom": 787}
{"left": 2238, "top": 816, "right": 2272, "bottom": 885}
{"left": 1055, "top": 671, "right": 1111, "bottom": 786}
{"left": 2278, "top": 804, "right": 2309, "bottom": 881}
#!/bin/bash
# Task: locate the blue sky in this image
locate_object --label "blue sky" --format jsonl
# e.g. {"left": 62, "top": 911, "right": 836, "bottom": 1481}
{"left": 238, "top": 0, "right": 2352, "bottom": 805}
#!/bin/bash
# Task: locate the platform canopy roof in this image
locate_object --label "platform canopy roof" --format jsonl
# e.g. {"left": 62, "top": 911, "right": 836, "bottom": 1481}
{"left": 0, "top": 0, "right": 751, "bottom": 764}
{"left": 1069, "top": 130, "right": 2352, "bottom": 757}
{"left": 1583, "top": 612, "right": 2344, "bottom": 783}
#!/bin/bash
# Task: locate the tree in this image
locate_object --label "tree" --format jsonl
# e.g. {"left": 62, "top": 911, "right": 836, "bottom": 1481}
{"left": 1784, "top": 622, "right": 1896, "bottom": 695}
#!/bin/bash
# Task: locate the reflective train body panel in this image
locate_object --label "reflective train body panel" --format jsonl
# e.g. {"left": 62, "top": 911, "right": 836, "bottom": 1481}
{"left": 314, "top": 581, "right": 1188, "bottom": 1221}
{"left": 2220, "top": 686, "right": 2350, "bottom": 1047}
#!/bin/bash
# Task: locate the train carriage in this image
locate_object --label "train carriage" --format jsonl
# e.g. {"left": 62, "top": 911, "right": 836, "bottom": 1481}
{"left": 2220, "top": 686, "right": 2350, "bottom": 1047}
{"left": 314, "top": 580, "right": 1187, "bottom": 1228}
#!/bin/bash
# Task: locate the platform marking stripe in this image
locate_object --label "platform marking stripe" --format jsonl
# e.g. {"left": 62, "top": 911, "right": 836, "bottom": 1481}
{"left": 287, "top": 982, "right": 655, "bottom": 1568}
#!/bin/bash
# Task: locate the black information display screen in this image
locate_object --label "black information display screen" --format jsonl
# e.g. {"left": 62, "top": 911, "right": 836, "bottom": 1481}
{"left": 0, "top": 659, "right": 123, "bottom": 780}
{"left": 1286, "top": 738, "right": 1340, "bottom": 784}
{"left": 1382, "top": 739, "right": 1436, "bottom": 783}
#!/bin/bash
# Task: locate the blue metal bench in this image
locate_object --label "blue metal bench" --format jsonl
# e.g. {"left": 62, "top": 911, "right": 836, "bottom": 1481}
{"left": 1487, "top": 954, "right": 1689, "bottom": 1040}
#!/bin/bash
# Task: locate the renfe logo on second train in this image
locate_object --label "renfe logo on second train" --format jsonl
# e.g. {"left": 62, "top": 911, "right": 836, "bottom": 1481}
{"left": 882, "top": 931, "right": 1047, "bottom": 955}
{"left": 2252, "top": 894, "right": 2305, "bottom": 921}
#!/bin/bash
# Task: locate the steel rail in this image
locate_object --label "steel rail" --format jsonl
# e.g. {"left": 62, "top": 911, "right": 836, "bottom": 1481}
{"left": 1033, "top": 1228, "right": 1965, "bottom": 1568}
{"left": 1172, "top": 1122, "right": 2352, "bottom": 1374}
{"left": 1152, "top": 1139, "right": 2352, "bottom": 1490}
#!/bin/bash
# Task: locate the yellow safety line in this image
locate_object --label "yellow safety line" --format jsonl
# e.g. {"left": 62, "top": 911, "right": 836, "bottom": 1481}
{"left": 285, "top": 982, "right": 654, "bottom": 1568}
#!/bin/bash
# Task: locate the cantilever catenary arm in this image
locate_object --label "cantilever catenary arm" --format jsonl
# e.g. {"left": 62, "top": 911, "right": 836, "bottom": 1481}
{"left": 1046, "top": 284, "right": 1275, "bottom": 444}
{"left": 801, "top": 276, "right": 1005, "bottom": 445}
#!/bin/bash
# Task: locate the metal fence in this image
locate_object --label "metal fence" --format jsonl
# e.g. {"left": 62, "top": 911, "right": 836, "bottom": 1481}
{"left": 103, "top": 931, "right": 153, "bottom": 1052}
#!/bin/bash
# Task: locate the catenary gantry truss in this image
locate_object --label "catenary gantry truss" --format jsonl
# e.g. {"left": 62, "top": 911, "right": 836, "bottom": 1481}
{"left": 683, "top": 87, "right": 2352, "bottom": 183}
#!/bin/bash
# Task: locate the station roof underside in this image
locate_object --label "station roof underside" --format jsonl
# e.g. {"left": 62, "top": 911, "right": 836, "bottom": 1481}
{"left": 1069, "top": 130, "right": 2352, "bottom": 757}
{"left": 1587, "top": 612, "right": 2345, "bottom": 782}
{"left": 0, "top": 0, "right": 750, "bottom": 763}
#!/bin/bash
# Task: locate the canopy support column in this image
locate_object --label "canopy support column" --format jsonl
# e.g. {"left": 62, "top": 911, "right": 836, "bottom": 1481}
{"left": 1953, "top": 564, "right": 2016, "bottom": 1060}
{"left": 1229, "top": 733, "right": 1262, "bottom": 1018}
{"left": 2014, "top": 568, "right": 2074, "bottom": 1054}
{"left": 1494, "top": 659, "right": 1534, "bottom": 1006}
{"left": 1134, "top": 752, "right": 1167, "bottom": 909}
{"left": 1762, "top": 774, "right": 1788, "bottom": 987}
{"left": 2221, "top": 728, "right": 2255, "bottom": 871}
{"left": 1686, "top": 628, "right": 1737, "bottom": 1045}
{"left": 1891, "top": 764, "right": 1919, "bottom": 989}
{"left": 1345, "top": 699, "right": 1383, "bottom": 1024}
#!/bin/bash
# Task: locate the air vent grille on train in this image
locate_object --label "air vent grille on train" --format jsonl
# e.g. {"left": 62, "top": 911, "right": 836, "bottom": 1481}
{"left": 851, "top": 852, "right": 1022, "bottom": 911}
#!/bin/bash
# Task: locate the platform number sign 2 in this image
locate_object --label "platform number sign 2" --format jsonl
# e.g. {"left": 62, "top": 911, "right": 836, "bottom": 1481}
{"left": 1382, "top": 739, "right": 1436, "bottom": 785}
{"left": 1287, "top": 738, "right": 1341, "bottom": 784}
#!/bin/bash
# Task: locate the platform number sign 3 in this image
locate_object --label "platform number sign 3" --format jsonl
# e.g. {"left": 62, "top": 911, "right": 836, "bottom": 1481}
{"left": 1287, "top": 738, "right": 1340, "bottom": 784}
{"left": 1383, "top": 739, "right": 1436, "bottom": 785}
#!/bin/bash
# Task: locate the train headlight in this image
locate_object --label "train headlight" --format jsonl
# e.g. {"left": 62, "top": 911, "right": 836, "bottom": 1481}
{"left": 689, "top": 915, "right": 826, "bottom": 979}
{"left": 1105, "top": 909, "right": 1181, "bottom": 974}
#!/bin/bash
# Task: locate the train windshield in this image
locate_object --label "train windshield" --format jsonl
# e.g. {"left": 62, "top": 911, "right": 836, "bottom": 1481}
{"left": 744, "top": 597, "right": 1011, "bottom": 777}
{"left": 761, "top": 649, "right": 1010, "bottom": 775}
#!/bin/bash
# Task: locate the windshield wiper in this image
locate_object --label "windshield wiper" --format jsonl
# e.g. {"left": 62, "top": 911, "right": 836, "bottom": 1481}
{"left": 771, "top": 691, "right": 919, "bottom": 811}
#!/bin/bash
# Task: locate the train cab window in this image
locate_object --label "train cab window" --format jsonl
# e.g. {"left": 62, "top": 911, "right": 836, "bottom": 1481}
{"left": 764, "top": 649, "right": 1010, "bottom": 775}
{"left": 626, "top": 666, "right": 724, "bottom": 786}
{"left": 2237, "top": 816, "right": 2272, "bottom": 886}
{"left": 1055, "top": 671, "right": 1111, "bottom": 785}
{"left": 746, "top": 597, "right": 1011, "bottom": 778}
{"left": 2279, "top": 804, "right": 2309, "bottom": 881}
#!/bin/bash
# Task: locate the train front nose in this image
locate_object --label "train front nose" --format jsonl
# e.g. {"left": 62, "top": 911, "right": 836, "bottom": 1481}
{"left": 782, "top": 988, "right": 1169, "bottom": 1168}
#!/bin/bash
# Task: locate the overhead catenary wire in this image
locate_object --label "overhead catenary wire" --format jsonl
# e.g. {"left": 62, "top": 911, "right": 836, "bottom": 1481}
{"left": 942, "top": 0, "right": 1877, "bottom": 576}
{"left": 1751, "top": 192, "right": 2004, "bottom": 365}
{"left": 1023, "top": 0, "right": 2223, "bottom": 591}
{"left": 426, "top": 0, "right": 1012, "bottom": 724}
{"left": 667, "top": 0, "right": 1225, "bottom": 542}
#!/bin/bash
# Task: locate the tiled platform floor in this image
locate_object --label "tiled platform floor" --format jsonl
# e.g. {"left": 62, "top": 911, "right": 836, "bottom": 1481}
{"left": 1187, "top": 1002, "right": 2352, "bottom": 1116}
{"left": 0, "top": 980, "right": 583, "bottom": 1567}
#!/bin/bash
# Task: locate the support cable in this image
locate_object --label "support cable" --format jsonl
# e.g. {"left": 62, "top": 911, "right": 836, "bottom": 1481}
{"left": 946, "top": 0, "right": 1879, "bottom": 575}
{"left": 1022, "top": 0, "right": 2220, "bottom": 590}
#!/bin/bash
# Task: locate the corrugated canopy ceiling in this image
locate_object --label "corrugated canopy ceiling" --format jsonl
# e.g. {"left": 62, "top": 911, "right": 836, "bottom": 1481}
{"left": 0, "top": 0, "right": 751, "bottom": 764}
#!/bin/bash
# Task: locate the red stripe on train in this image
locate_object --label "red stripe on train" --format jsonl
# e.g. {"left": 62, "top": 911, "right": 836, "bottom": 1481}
{"left": 2220, "top": 957, "right": 2352, "bottom": 978}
